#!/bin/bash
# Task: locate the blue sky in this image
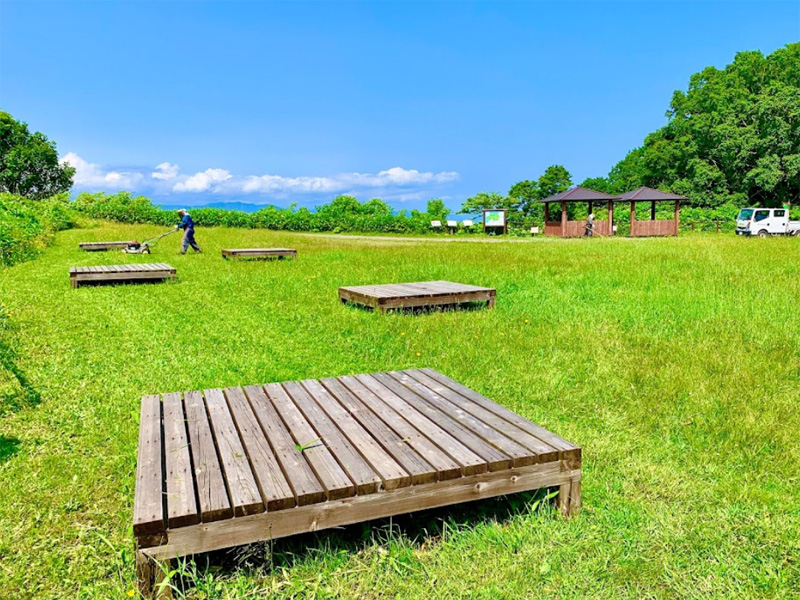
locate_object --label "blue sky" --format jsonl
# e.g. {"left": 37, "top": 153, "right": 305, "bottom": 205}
{"left": 1, "top": 1, "right": 798, "bottom": 211}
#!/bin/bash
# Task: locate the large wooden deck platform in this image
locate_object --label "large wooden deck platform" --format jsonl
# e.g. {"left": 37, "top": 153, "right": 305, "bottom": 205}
{"left": 133, "top": 368, "right": 580, "bottom": 596}
{"left": 339, "top": 281, "right": 496, "bottom": 312}
{"left": 69, "top": 263, "right": 176, "bottom": 288}
{"left": 79, "top": 241, "right": 132, "bottom": 251}
{"left": 221, "top": 248, "right": 297, "bottom": 260}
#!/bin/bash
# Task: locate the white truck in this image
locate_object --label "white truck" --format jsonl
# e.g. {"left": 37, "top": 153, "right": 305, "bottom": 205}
{"left": 736, "top": 207, "right": 800, "bottom": 237}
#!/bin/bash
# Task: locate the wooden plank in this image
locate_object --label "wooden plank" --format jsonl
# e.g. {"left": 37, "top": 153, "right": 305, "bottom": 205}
{"left": 403, "top": 370, "right": 559, "bottom": 462}
{"left": 264, "top": 383, "right": 359, "bottom": 499}
{"left": 133, "top": 395, "right": 165, "bottom": 536}
{"left": 224, "top": 387, "right": 295, "bottom": 511}
{"left": 354, "top": 374, "right": 488, "bottom": 475}
{"left": 242, "top": 385, "right": 326, "bottom": 505}
{"left": 369, "top": 372, "right": 513, "bottom": 471}
{"left": 329, "top": 376, "right": 456, "bottom": 482}
{"left": 387, "top": 371, "right": 535, "bottom": 467}
{"left": 144, "top": 462, "right": 579, "bottom": 560}
{"left": 183, "top": 390, "right": 232, "bottom": 523}
{"left": 419, "top": 368, "right": 581, "bottom": 469}
{"left": 162, "top": 392, "right": 200, "bottom": 528}
{"left": 299, "top": 379, "right": 410, "bottom": 490}
{"left": 274, "top": 381, "right": 378, "bottom": 495}
{"left": 204, "top": 389, "right": 264, "bottom": 517}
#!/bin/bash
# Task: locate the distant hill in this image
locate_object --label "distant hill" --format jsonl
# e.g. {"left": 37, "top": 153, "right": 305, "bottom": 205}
{"left": 158, "top": 201, "right": 274, "bottom": 213}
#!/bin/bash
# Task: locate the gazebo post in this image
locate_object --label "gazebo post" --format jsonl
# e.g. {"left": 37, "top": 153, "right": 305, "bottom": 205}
{"left": 651, "top": 200, "right": 656, "bottom": 221}
{"left": 544, "top": 202, "right": 550, "bottom": 224}
{"left": 630, "top": 200, "right": 636, "bottom": 236}
{"left": 608, "top": 199, "right": 614, "bottom": 236}
{"left": 674, "top": 199, "right": 680, "bottom": 235}
{"left": 561, "top": 200, "right": 567, "bottom": 237}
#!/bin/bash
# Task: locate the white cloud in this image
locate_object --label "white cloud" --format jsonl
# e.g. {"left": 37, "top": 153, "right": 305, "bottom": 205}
{"left": 240, "top": 167, "right": 459, "bottom": 194}
{"left": 151, "top": 162, "right": 180, "bottom": 180}
{"left": 60, "top": 152, "right": 142, "bottom": 190}
{"left": 61, "top": 153, "right": 460, "bottom": 200}
{"left": 173, "top": 168, "right": 232, "bottom": 192}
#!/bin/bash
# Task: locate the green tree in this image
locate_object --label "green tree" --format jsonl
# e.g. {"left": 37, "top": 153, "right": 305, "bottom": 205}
{"left": 0, "top": 111, "right": 75, "bottom": 199}
{"left": 579, "top": 176, "right": 611, "bottom": 194}
{"left": 426, "top": 198, "right": 449, "bottom": 222}
{"left": 458, "top": 191, "right": 512, "bottom": 214}
{"left": 605, "top": 43, "right": 800, "bottom": 208}
{"left": 507, "top": 180, "right": 538, "bottom": 215}
{"left": 536, "top": 165, "right": 572, "bottom": 200}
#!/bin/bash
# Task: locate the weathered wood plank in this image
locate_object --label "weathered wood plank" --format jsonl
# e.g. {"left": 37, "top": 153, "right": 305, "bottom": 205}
{"left": 183, "top": 390, "right": 232, "bottom": 523}
{"left": 162, "top": 392, "right": 200, "bottom": 528}
{"left": 243, "top": 385, "right": 326, "bottom": 505}
{"left": 302, "top": 379, "right": 411, "bottom": 490}
{"left": 419, "top": 369, "right": 581, "bottom": 468}
{"left": 79, "top": 241, "right": 131, "bottom": 251}
{"left": 221, "top": 248, "right": 297, "bottom": 259}
{"left": 388, "top": 371, "right": 535, "bottom": 467}
{"left": 354, "top": 373, "right": 488, "bottom": 475}
{"left": 143, "top": 462, "right": 579, "bottom": 560}
{"left": 265, "top": 382, "right": 359, "bottom": 500}
{"left": 133, "top": 395, "right": 165, "bottom": 536}
{"left": 339, "top": 375, "right": 463, "bottom": 480}
{"left": 404, "top": 370, "right": 559, "bottom": 462}
{"left": 225, "top": 387, "right": 296, "bottom": 511}
{"left": 371, "top": 372, "right": 512, "bottom": 471}
{"left": 204, "top": 389, "right": 264, "bottom": 517}
{"left": 338, "top": 281, "right": 496, "bottom": 312}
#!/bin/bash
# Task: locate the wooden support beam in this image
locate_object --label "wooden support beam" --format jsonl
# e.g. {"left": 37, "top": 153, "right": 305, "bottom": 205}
{"left": 608, "top": 200, "right": 614, "bottom": 235}
{"left": 674, "top": 199, "right": 680, "bottom": 236}
{"left": 561, "top": 200, "right": 567, "bottom": 237}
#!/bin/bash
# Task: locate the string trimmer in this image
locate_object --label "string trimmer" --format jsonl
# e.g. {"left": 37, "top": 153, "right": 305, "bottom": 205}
{"left": 123, "top": 228, "right": 179, "bottom": 254}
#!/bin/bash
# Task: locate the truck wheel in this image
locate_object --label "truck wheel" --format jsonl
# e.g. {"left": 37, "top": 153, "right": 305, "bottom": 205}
{"left": 757, "top": 229, "right": 769, "bottom": 238}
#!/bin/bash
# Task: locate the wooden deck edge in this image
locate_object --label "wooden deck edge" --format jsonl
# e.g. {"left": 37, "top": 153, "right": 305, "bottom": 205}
{"left": 140, "top": 462, "right": 580, "bottom": 560}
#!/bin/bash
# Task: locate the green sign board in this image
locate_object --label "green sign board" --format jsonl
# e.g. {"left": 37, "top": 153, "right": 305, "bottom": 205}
{"left": 484, "top": 210, "right": 505, "bottom": 227}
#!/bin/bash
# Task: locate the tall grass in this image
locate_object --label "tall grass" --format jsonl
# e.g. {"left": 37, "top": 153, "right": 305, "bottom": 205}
{"left": 0, "top": 224, "right": 798, "bottom": 598}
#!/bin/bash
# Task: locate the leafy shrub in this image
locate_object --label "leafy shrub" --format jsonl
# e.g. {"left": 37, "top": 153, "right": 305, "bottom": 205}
{"left": 72, "top": 193, "right": 465, "bottom": 235}
{"left": 0, "top": 193, "right": 76, "bottom": 266}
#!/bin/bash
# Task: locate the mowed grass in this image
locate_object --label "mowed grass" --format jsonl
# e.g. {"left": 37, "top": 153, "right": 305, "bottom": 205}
{"left": 1, "top": 221, "right": 799, "bottom": 599}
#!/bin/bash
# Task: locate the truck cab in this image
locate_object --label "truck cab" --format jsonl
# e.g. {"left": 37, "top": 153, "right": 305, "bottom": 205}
{"left": 736, "top": 207, "right": 799, "bottom": 237}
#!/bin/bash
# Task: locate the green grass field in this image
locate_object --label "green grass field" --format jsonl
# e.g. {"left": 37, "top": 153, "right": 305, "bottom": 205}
{"left": 1, "top": 222, "right": 799, "bottom": 599}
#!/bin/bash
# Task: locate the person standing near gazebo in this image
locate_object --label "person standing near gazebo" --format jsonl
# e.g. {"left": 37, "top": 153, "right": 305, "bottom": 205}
{"left": 585, "top": 213, "right": 595, "bottom": 237}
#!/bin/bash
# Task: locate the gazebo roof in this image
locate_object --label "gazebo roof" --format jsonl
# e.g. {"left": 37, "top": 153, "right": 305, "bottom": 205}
{"left": 539, "top": 186, "right": 620, "bottom": 203}
{"left": 617, "top": 186, "right": 687, "bottom": 201}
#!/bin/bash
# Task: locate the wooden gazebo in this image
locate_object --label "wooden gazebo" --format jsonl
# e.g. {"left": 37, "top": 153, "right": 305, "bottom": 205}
{"left": 540, "top": 187, "right": 620, "bottom": 237}
{"left": 619, "top": 187, "right": 686, "bottom": 237}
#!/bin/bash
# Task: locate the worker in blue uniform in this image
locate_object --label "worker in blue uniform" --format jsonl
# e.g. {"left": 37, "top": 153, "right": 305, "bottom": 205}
{"left": 176, "top": 209, "right": 201, "bottom": 254}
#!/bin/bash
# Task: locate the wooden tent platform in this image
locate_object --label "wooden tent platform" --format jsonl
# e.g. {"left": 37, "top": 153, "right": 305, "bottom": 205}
{"left": 339, "top": 281, "right": 496, "bottom": 312}
{"left": 69, "top": 263, "right": 176, "bottom": 288}
{"left": 133, "top": 368, "right": 581, "bottom": 596}
{"left": 79, "top": 241, "right": 132, "bottom": 251}
{"left": 222, "top": 248, "right": 297, "bottom": 260}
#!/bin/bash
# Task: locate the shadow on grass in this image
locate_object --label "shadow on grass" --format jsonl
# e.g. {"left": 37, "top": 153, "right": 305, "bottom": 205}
{"left": 72, "top": 277, "right": 178, "bottom": 289}
{"left": 0, "top": 436, "right": 21, "bottom": 463}
{"left": 0, "top": 341, "right": 41, "bottom": 417}
{"left": 174, "top": 488, "right": 556, "bottom": 592}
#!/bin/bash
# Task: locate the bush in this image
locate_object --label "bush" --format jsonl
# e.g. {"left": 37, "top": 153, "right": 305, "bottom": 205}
{"left": 0, "top": 193, "right": 76, "bottom": 266}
